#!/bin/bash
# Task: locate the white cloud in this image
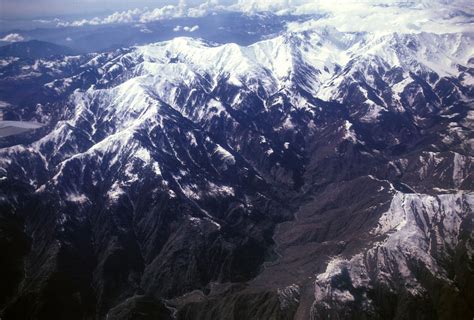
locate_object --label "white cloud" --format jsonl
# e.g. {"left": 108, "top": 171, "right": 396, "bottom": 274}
{"left": 65, "top": 37, "right": 73, "bottom": 41}
{"left": 139, "top": 5, "right": 183, "bottom": 23}
{"left": 55, "top": 1, "right": 231, "bottom": 27}
{"left": 140, "top": 27, "right": 153, "bottom": 33}
{"left": 285, "top": 0, "right": 474, "bottom": 34}
{"left": 183, "top": 25, "right": 200, "bottom": 32}
{"left": 58, "top": 8, "right": 145, "bottom": 27}
{"left": 0, "top": 33, "right": 25, "bottom": 42}
{"left": 173, "top": 25, "right": 200, "bottom": 32}
{"left": 54, "top": 0, "right": 474, "bottom": 35}
{"left": 33, "top": 19, "right": 51, "bottom": 24}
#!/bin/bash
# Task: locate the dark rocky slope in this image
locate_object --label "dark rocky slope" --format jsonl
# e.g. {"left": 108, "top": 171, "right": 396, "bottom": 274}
{"left": 0, "top": 29, "right": 473, "bottom": 319}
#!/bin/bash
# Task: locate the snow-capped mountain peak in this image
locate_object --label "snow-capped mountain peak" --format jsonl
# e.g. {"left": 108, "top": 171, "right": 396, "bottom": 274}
{"left": 0, "top": 6, "right": 473, "bottom": 319}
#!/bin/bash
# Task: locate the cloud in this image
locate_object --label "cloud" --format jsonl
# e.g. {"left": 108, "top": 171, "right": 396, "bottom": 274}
{"left": 57, "top": 5, "right": 195, "bottom": 27}
{"left": 284, "top": 0, "right": 474, "bottom": 34}
{"left": 173, "top": 25, "right": 200, "bottom": 32}
{"left": 138, "top": 5, "right": 183, "bottom": 23}
{"left": 54, "top": 1, "right": 232, "bottom": 27}
{"left": 65, "top": 37, "right": 73, "bottom": 41}
{"left": 33, "top": 19, "right": 51, "bottom": 23}
{"left": 0, "top": 33, "right": 25, "bottom": 42}
{"left": 184, "top": 25, "right": 200, "bottom": 32}
{"left": 52, "top": 0, "right": 474, "bottom": 35}
{"left": 58, "top": 8, "right": 145, "bottom": 27}
{"left": 140, "top": 27, "right": 153, "bottom": 33}
{"left": 3, "top": 0, "right": 473, "bottom": 20}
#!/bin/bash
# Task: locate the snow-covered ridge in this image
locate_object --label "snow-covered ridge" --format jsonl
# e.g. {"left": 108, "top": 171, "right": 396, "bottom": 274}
{"left": 313, "top": 191, "right": 474, "bottom": 312}
{"left": 1, "top": 5, "right": 473, "bottom": 318}
{"left": 3, "top": 26, "right": 471, "bottom": 118}
{"left": 125, "top": 29, "right": 472, "bottom": 128}
{"left": 1, "top": 27, "right": 472, "bottom": 191}
{"left": 125, "top": 29, "right": 473, "bottom": 104}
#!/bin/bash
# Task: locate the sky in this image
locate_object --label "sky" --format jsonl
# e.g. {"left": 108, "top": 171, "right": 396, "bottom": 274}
{"left": 2, "top": 0, "right": 465, "bottom": 18}
{"left": 0, "top": 0, "right": 169, "bottom": 18}
{"left": 1, "top": 0, "right": 239, "bottom": 18}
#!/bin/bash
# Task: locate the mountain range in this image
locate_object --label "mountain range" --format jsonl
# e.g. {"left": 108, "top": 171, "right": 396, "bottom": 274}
{"left": 0, "top": 7, "right": 473, "bottom": 320}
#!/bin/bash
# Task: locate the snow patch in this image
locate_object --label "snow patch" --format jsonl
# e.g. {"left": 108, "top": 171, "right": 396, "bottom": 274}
{"left": 314, "top": 191, "right": 474, "bottom": 308}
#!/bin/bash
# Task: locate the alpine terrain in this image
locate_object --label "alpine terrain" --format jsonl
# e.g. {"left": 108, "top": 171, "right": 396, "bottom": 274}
{"left": 0, "top": 1, "right": 473, "bottom": 319}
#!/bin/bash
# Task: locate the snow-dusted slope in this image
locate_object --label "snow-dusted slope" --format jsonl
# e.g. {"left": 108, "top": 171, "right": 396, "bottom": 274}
{"left": 312, "top": 191, "right": 474, "bottom": 318}
{"left": 0, "top": 13, "right": 473, "bottom": 320}
{"left": 39, "top": 28, "right": 470, "bottom": 127}
{"left": 135, "top": 30, "right": 473, "bottom": 99}
{"left": 2, "top": 28, "right": 470, "bottom": 192}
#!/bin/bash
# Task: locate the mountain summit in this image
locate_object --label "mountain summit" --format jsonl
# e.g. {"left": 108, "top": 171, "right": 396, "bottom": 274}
{"left": 0, "top": 5, "right": 473, "bottom": 320}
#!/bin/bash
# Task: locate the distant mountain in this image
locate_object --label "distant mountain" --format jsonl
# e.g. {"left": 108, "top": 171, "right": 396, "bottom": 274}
{"left": 0, "top": 40, "right": 77, "bottom": 58}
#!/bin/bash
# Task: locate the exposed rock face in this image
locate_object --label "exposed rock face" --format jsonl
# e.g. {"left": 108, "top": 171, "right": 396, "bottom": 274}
{"left": 312, "top": 192, "right": 474, "bottom": 320}
{"left": 0, "top": 24, "right": 473, "bottom": 320}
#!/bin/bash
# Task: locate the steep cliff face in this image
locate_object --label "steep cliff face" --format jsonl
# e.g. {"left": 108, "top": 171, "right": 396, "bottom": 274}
{"left": 0, "top": 17, "right": 473, "bottom": 320}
